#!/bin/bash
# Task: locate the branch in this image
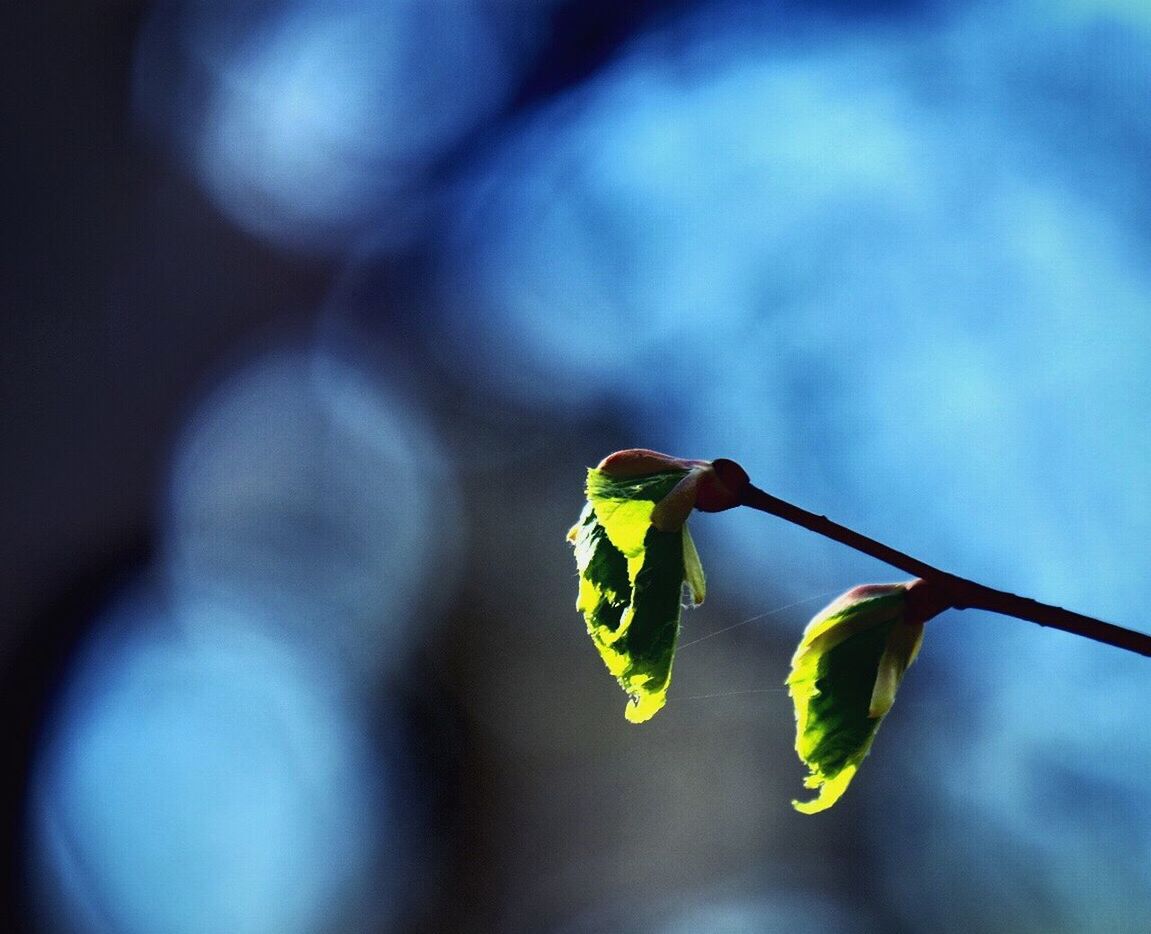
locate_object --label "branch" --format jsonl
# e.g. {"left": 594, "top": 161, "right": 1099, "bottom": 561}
{"left": 740, "top": 482, "right": 1151, "bottom": 658}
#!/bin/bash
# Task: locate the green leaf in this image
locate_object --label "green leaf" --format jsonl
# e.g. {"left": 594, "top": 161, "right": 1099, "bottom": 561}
{"left": 569, "top": 466, "right": 706, "bottom": 722}
{"left": 787, "top": 583, "right": 924, "bottom": 813}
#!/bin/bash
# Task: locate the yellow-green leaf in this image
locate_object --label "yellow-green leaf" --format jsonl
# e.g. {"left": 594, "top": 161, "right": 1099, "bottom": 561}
{"left": 569, "top": 466, "right": 705, "bottom": 722}
{"left": 787, "top": 583, "right": 924, "bottom": 813}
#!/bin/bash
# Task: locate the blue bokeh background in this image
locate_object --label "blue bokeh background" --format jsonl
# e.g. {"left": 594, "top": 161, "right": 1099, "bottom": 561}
{"left": 5, "top": 0, "right": 1151, "bottom": 931}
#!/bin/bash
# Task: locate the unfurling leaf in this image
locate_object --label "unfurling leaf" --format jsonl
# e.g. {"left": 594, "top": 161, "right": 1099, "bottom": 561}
{"left": 568, "top": 455, "right": 709, "bottom": 723}
{"left": 787, "top": 582, "right": 931, "bottom": 813}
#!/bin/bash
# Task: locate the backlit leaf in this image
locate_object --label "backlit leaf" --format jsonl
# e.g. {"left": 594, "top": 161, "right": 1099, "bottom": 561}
{"left": 569, "top": 465, "right": 706, "bottom": 722}
{"left": 787, "top": 583, "right": 925, "bottom": 813}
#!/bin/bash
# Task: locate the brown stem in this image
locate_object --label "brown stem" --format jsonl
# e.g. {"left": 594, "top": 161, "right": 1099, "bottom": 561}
{"left": 741, "top": 483, "right": 1151, "bottom": 658}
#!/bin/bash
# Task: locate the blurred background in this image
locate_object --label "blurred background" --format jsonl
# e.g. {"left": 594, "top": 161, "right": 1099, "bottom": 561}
{"left": 4, "top": 0, "right": 1151, "bottom": 931}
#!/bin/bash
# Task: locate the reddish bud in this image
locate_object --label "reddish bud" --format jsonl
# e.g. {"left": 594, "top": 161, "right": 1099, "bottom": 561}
{"left": 903, "top": 577, "right": 953, "bottom": 626}
{"left": 595, "top": 450, "right": 751, "bottom": 530}
{"left": 693, "top": 458, "right": 749, "bottom": 513}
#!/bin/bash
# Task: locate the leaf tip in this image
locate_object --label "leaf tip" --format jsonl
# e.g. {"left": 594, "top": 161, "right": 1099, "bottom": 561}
{"left": 792, "top": 766, "right": 857, "bottom": 814}
{"left": 624, "top": 689, "right": 667, "bottom": 724}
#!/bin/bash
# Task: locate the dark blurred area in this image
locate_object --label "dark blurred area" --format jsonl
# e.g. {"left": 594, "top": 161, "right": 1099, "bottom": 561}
{"left": 5, "top": 0, "right": 1151, "bottom": 931}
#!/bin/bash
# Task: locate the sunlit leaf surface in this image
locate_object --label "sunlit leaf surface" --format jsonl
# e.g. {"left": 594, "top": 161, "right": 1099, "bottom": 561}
{"left": 788, "top": 584, "right": 924, "bottom": 813}
{"left": 569, "top": 467, "right": 705, "bottom": 722}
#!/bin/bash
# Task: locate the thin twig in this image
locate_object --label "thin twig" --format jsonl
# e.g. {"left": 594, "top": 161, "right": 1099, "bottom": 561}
{"left": 740, "top": 482, "right": 1151, "bottom": 658}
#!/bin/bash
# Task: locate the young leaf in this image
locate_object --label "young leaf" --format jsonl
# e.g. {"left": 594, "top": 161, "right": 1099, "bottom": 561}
{"left": 787, "top": 583, "right": 926, "bottom": 813}
{"left": 568, "top": 461, "right": 706, "bottom": 723}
